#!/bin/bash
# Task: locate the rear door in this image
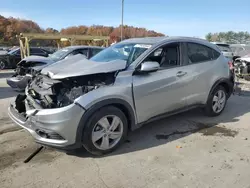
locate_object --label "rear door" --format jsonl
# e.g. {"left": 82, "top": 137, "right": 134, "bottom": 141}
{"left": 182, "top": 42, "right": 221, "bottom": 106}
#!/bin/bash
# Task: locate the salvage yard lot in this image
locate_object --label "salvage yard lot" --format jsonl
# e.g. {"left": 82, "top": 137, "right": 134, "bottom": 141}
{"left": 1, "top": 71, "right": 250, "bottom": 188}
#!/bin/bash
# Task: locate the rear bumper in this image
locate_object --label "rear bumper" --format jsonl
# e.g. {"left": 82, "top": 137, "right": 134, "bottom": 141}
{"left": 8, "top": 101, "right": 85, "bottom": 149}
{"left": 6, "top": 75, "right": 31, "bottom": 91}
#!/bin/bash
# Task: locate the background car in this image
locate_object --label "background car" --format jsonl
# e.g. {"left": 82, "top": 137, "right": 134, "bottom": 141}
{"left": 6, "top": 45, "right": 105, "bottom": 90}
{"left": 230, "top": 44, "right": 250, "bottom": 59}
{"left": 212, "top": 42, "right": 234, "bottom": 60}
{"left": 0, "top": 47, "right": 52, "bottom": 69}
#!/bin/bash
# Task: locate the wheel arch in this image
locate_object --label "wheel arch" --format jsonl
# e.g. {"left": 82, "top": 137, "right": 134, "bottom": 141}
{"left": 75, "top": 98, "right": 136, "bottom": 144}
{"left": 208, "top": 78, "right": 233, "bottom": 100}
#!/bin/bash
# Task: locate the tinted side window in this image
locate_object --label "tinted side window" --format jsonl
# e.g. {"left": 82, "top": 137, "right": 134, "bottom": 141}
{"left": 72, "top": 49, "right": 88, "bottom": 56}
{"left": 187, "top": 43, "right": 219, "bottom": 64}
{"left": 30, "top": 48, "right": 43, "bottom": 54}
{"left": 92, "top": 48, "right": 103, "bottom": 56}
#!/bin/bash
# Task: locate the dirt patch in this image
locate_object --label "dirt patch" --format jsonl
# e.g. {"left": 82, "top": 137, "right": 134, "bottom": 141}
{"left": 155, "top": 120, "right": 237, "bottom": 140}
{"left": 0, "top": 117, "right": 22, "bottom": 135}
{"left": 156, "top": 130, "right": 191, "bottom": 140}
{"left": 0, "top": 145, "right": 62, "bottom": 171}
{"left": 0, "top": 117, "right": 12, "bottom": 125}
{"left": 199, "top": 126, "right": 238, "bottom": 137}
{"left": 0, "top": 126, "right": 22, "bottom": 135}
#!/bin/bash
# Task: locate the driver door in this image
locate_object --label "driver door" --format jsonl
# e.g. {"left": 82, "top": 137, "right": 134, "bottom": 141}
{"left": 132, "top": 42, "right": 189, "bottom": 123}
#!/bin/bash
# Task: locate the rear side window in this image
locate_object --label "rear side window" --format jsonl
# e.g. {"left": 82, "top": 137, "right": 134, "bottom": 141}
{"left": 187, "top": 43, "right": 220, "bottom": 64}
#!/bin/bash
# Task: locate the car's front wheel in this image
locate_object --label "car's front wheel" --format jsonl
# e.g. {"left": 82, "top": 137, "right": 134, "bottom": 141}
{"left": 82, "top": 106, "right": 128, "bottom": 156}
{"left": 204, "top": 86, "right": 227, "bottom": 116}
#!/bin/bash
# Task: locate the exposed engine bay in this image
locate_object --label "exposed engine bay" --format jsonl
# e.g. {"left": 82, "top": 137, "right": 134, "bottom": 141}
{"left": 16, "top": 73, "right": 115, "bottom": 113}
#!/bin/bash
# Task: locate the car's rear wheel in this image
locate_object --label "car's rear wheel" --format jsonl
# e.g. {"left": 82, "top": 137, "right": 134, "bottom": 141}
{"left": 204, "top": 86, "right": 227, "bottom": 116}
{"left": 0, "top": 60, "right": 6, "bottom": 70}
{"left": 82, "top": 106, "right": 128, "bottom": 156}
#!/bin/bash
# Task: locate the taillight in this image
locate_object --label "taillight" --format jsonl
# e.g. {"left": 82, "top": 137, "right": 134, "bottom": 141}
{"left": 228, "top": 61, "right": 234, "bottom": 70}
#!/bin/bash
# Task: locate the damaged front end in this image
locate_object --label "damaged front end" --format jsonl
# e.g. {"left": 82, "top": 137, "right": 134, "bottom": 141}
{"left": 9, "top": 72, "right": 116, "bottom": 148}
{"left": 16, "top": 72, "right": 116, "bottom": 113}
{"left": 234, "top": 57, "right": 250, "bottom": 81}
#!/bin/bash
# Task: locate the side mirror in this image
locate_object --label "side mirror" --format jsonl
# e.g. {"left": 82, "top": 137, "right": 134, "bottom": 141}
{"left": 140, "top": 61, "right": 160, "bottom": 72}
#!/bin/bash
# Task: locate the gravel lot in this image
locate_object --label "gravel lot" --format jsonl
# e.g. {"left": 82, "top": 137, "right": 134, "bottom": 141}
{"left": 1, "top": 71, "right": 250, "bottom": 188}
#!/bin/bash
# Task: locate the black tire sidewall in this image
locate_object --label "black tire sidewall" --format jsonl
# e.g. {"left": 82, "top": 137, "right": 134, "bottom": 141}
{"left": 82, "top": 106, "right": 128, "bottom": 156}
{"left": 205, "top": 86, "right": 227, "bottom": 117}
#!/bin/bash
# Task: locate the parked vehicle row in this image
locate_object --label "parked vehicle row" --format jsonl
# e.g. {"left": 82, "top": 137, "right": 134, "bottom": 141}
{"left": 8, "top": 37, "right": 234, "bottom": 156}
{"left": 6, "top": 46, "right": 104, "bottom": 90}
{"left": 0, "top": 47, "right": 52, "bottom": 70}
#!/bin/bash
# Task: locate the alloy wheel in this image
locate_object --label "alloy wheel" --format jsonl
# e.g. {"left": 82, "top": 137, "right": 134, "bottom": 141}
{"left": 92, "top": 115, "right": 124, "bottom": 150}
{"left": 212, "top": 90, "right": 226, "bottom": 113}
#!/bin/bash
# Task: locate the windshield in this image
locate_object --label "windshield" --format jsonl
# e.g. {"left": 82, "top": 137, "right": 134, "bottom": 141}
{"left": 49, "top": 48, "right": 71, "bottom": 61}
{"left": 90, "top": 43, "right": 151, "bottom": 64}
{"left": 7, "top": 48, "right": 19, "bottom": 55}
{"left": 217, "top": 45, "right": 232, "bottom": 52}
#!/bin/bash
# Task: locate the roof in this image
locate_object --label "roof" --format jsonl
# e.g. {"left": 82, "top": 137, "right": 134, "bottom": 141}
{"left": 120, "top": 36, "right": 217, "bottom": 50}
{"left": 120, "top": 37, "right": 168, "bottom": 44}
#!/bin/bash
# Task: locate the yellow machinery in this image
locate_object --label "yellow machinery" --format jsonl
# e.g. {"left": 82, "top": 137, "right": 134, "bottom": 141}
{"left": 16, "top": 33, "right": 109, "bottom": 59}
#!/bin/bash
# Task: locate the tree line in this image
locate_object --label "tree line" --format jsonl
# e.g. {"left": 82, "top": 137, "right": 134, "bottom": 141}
{"left": 205, "top": 31, "right": 250, "bottom": 44}
{"left": 0, "top": 15, "right": 164, "bottom": 46}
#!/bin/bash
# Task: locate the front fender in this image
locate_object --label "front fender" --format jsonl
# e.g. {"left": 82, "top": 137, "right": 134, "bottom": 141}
{"left": 75, "top": 84, "right": 135, "bottom": 113}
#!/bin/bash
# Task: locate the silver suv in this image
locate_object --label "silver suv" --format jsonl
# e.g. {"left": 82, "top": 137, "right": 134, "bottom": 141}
{"left": 8, "top": 37, "right": 234, "bottom": 155}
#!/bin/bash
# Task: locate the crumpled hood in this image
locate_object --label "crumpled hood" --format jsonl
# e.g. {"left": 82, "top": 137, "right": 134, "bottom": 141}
{"left": 41, "top": 55, "right": 127, "bottom": 79}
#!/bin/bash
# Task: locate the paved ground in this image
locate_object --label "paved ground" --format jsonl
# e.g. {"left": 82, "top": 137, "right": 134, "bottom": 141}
{"left": 1, "top": 71, "right": 250, "bottom": 188}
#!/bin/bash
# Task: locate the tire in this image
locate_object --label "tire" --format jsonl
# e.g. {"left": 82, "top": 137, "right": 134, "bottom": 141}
{"left": 0, "top": 60, "right": 6, "bottom": 70}
{"left": 82, "top": 106, "right": 128, "bottom": 156}
{"left": 204, "top": 86, "right": 228, "bottom": 117}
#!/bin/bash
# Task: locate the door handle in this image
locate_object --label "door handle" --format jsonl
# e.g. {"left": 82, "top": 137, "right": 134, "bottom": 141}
{"left": 176, "top": 71, "right": 187, "bottom": 77}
